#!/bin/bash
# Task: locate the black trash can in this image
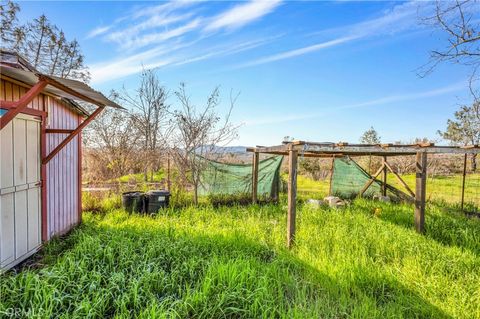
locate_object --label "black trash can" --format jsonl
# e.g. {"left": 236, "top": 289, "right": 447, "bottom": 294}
{"left": 122, "top": 191, "right": 144, "bottom": 213}
{"left": 145, "top": 190, "right": 170, "bottom": 213}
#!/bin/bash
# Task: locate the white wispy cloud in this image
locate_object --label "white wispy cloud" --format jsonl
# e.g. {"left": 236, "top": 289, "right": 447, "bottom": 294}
{"left": 204, "top": 0, "right": 282, "bottom": 31}
{"left": 105, "top": 13, "right": 195, "bottom": 45}
{"left": 236, "top": 35, "right": 358, "bottom": 68}
{"left": 88, "top": 0, "right": 281, "bottom": 51}
{"left": 87, "top": 1, "right": 283, "bottom": 83}
{"left": 171, "top": 36, "right": 280, "bottom": 67}
{"left": 86, "top": 1, "right": 200, "bottom": 50}
{"left": 245, "top": 81, "right": 466, "bottom": 126}
{"left": 86, "top": 25, "right": 112, "bottom": 39}
{"left": 131, "top": 0, "right": 196, "bottom": 19}
{"left": 117, "top": 19, "right": 202, "bottom": 50}
{"left": 89, "top": 44, "right": 186, "bottom": 83}
{"left": 237, "top": 1, "right": 426, "bottom": 68}
{"left": 90, "top": 37, "right": 277, "bottom": 84}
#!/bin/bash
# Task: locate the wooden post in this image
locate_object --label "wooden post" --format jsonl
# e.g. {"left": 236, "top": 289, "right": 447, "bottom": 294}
{"left": 415, "top": 152, "right": 427, "bottom": 233}
{"left": 382, "top": 156, "right": 387, "bottom": 196}
{"left": 461, "top": 153, "right": 467, "bottom": 212}
{"left": 167, "top": 155, "right": 171, "bottom": 191}
{"left": 252, "top": 152, "right": 259, "bottom": 203}
{"left": 328, "top": 156, "right": 335, "bottom": 196}
{"left": 287, "top": 149, "right": 298, "bottom": 248}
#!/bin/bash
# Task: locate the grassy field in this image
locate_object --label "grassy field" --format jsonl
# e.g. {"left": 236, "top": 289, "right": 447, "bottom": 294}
{"left": 1, "top": 197, "right": 479, "bottom": 318}
{"left": 115, "top": 171, "right": 165, "bottom": 183}
{"left": 387, "top": 173, "right": 480, "bottom": 206}
{"left": 295, "top": 172, "right": 480, "bottom": 207}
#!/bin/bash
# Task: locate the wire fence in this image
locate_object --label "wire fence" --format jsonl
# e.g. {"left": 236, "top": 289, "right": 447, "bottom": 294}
{"left": 296, "top": 154, "right": 479, "bottom": 212}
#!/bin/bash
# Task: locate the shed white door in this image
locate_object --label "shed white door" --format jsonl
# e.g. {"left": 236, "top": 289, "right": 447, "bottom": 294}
{"left": 0, "top": 113, "right": 42, "bottom": 270}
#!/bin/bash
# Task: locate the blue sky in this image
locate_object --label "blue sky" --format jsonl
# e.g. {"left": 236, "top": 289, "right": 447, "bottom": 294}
{"left": 17, "top": 1, "right": 476, "bottom": 146}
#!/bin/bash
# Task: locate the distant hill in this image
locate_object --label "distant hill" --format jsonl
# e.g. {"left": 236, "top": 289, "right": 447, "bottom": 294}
{"left": 196, "top": 145, "right": 247, "bottom": 154}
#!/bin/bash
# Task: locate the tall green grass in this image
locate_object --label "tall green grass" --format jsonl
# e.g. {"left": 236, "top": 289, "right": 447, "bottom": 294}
{"left": 113, "top": 170, "right": 166, "bottom": 183}
{"left": 295, "top": 172, "right": 480, "bottom": 208}
{"left": 1, "top": 199, "right": 479, "bottom": 318}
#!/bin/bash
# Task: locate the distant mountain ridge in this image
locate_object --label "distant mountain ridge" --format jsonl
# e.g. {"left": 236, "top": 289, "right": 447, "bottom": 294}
{"left": 195, "top": 145, "right": 247, "bottom": 154}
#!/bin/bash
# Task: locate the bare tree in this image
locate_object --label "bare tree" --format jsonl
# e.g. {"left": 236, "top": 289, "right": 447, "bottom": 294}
{"left": 172, "top": 83, "right": 240, "bottom": 204}
{"left": 0, "top": 1, "right": 25, "bottom": 51}
{"left": 83, "top": 106, "right": 139, "bottom": 181}
{"left": 1, "top": 1, "right": 90, "bottom": 82}
{"left": 422, "top": 0, "right": 480, "bottom": 115}
{"left": 116, "top": 69, "right": 171, "bottom": 182}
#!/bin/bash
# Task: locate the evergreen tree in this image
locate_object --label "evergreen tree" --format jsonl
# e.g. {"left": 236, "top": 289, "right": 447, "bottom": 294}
{"left": 360, "top": 127, "right": 381, "bottom": 144}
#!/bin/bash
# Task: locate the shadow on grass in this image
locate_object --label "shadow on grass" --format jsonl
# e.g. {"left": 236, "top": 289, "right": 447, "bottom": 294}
{"left": 1, "top": 214, "right": 451, "bottom": 319}
{"left": 353, "top": 199, "right": 480, "bottom": 256}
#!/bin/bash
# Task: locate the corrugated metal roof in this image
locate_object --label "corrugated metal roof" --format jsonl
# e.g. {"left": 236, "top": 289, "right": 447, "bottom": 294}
{"left": 0, "top": 65, "right": 123, "bottom": 109}
{"left": 0, "top": 49, "right": 37, "bottom": 72}
{"left": 61, "top": 98, "right": 90, "bottom": 117}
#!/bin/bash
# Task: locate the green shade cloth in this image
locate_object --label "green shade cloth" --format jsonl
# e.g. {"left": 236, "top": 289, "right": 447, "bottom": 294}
{"left": 198, "top": 155, "right": 283, "bottom": 197}
{"left": 331, "top": 157, "right": 411, "bottom": 201}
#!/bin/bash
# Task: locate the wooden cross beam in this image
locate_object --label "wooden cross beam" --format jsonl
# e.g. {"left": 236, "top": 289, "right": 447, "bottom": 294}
{"left": 359, "top": 163, "right": 386, "bottom": 197}
{"left": 383, "top": 160, "right": 415, "bottom": 199}
{"left": 42, "top": 106, "right": 105, "bottom": 164}
{"left": 45, "top": 128, "right": 75, "bottom": 134}
{"left": 0, "top": 79, "right": 48, "bottom": 130}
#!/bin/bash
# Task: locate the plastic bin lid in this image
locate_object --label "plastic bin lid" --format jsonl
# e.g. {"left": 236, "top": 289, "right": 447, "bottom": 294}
{"left": 146, "top": 190, "right": 170, "bottom": 196}
{"left": 122, "top": 191, "right": 144, "bottom": 196}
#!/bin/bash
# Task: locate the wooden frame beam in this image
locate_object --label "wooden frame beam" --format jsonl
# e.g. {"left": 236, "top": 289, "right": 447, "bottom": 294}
{"left": 0, "top": 101, "right": 16, "bottom": 108}
{"left": 0, "top": 79, "right": 48, "bottom": 130}
{"left": 359, "top": 163, "right": 386, "bottom": 197}
{"left": 45, "top": 128, "right": 74, "bottom": 134}
{"left": 415, "top": 152, "right": 427, "bottom": 233}
{"left": 287, "top": 148, "right": 298, "bottom": 248}
{"left": 252, "top": 152, "right": 259, "bottom": 203}
{"left": 43, "top": 106, "right": 104, "bottom": 164}
{"left": 383, "top": 161, "right": 415, "bottom": 199}
{"left": 248, "top": 141, "right": 480, "bottom": 156}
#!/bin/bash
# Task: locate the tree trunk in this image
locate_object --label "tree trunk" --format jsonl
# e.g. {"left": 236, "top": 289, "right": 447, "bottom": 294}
{"left": 33, "top": 27, "right": 45, "bottom": 68}
{"left": 193, "top": 183, "right": 198, "bottom": 205}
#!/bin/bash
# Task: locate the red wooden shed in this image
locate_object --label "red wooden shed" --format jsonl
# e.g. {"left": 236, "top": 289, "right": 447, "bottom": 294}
{"left": 0, "top": 50, "right": 121, "bottom": 270}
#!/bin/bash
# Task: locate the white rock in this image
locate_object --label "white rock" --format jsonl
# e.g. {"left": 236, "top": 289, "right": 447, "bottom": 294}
{"left": 323, "top": 196, "right": 344, "bottom": 208}
{"left": 373, "top": 195, "right": 390, "bottom": 202}
{"left": 306, "top": 199, "right": 323, "bottom": 208}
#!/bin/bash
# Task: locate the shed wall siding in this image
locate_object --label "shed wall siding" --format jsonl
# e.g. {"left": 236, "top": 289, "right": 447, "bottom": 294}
{"left": 45, "top": 97, "right": 80, "bottom": 239}
{"left": 1, "top": 78, "right": 81, "bottom": 241}
{"left": 1, "top": 78, "right": 45, "bottom": 110}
